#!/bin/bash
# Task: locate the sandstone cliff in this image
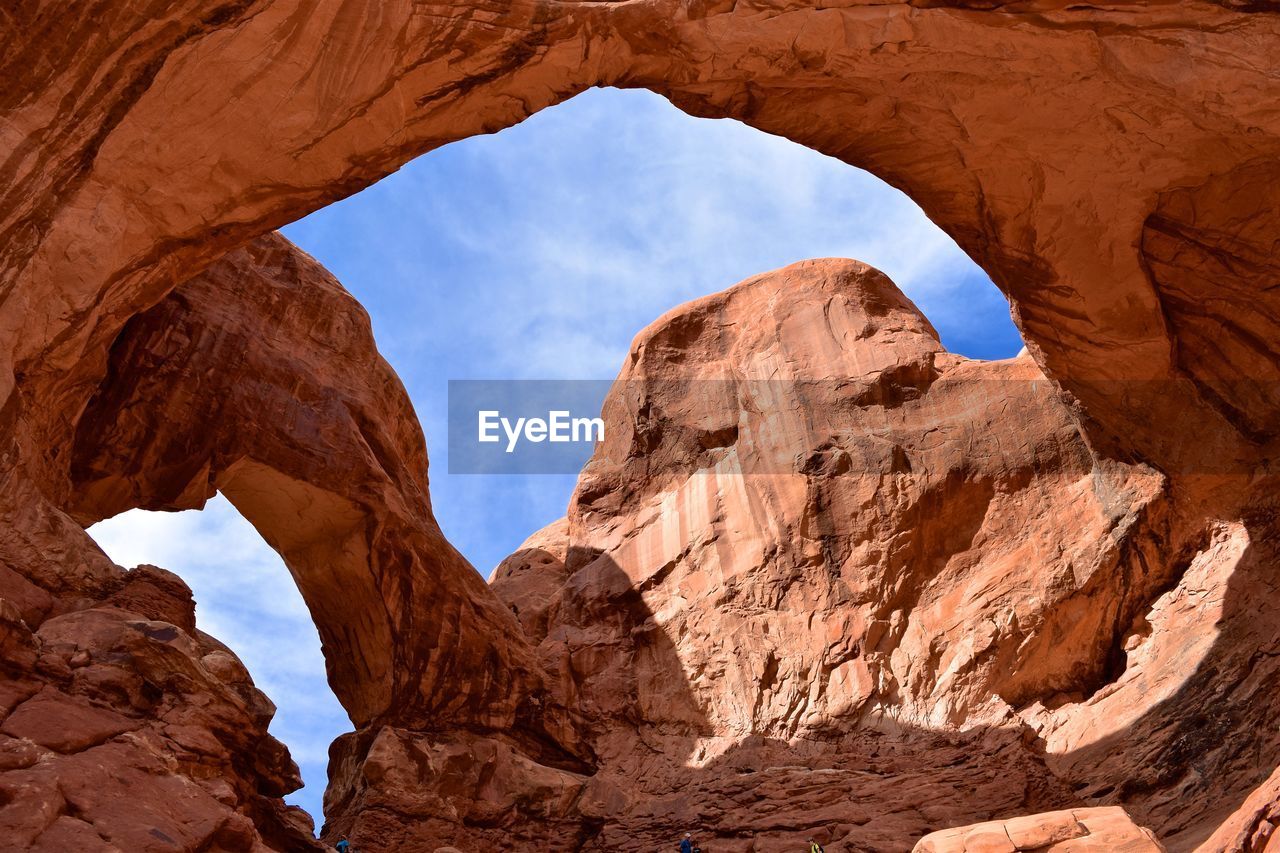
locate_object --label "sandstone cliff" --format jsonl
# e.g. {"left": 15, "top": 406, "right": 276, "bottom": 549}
{"left": 486, "top": 259, "right": 1280, "bottom": 852}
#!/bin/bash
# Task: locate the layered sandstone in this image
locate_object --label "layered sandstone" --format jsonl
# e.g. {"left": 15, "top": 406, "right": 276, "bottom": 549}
{"left": 2, "top": 1, "right": 1279, "bottom": 852}
{"left": 0, "top": 563, "right": 322, "bottom": 851}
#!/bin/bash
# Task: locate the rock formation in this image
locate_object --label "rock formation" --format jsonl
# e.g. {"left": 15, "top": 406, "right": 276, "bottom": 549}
{"left": 914, "top": 807, "right": 1165, "bottom": 853}
{"left": 483, "top": 259, "right": 1280, "bottom": 852}
{"left": 0, "top": 559, "right": 322, "bottom": 851}
{"left": 0, "top": 232, "right": 589, "bottom": 850}
{"left": 66, "top": 233, "right": 585, "bottom": 761}
{"left": 2, "top": 1, "right": 1279, "bottom": 851}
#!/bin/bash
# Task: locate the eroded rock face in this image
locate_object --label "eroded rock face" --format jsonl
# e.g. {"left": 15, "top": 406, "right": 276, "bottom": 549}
{"left": 0, "top": 232, "right": 592, "bottom": 849}
{"left": 526, "top": 259, "right": 1176, "bottom": 737}
{"left": 1199, "top": 766, "right": 1280, "bottom": 853}
{"left": 66, "top": 233, "right": 583, "bottom": 759}
{"left": 3, "top": 2, "right": 1280, "bottom": 851}
{"left": 481, "top": 259, "right": 1280, "bottom": 851}
{"left": 70, "top": 234, "right": 595, "bottom": 842}
{"left": 0, "top": 566, "right": 321, "bottom": 851}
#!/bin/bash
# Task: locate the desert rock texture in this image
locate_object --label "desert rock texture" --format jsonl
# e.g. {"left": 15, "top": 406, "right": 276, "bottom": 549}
{"left": 2, "top": 1, "right": 1279, "bottom": 852}
{"left": 914, "top": 807, "right": 1165, "bottom": 852}
{"left": 485, "top": 260, "right": 1280, "bottom": 852}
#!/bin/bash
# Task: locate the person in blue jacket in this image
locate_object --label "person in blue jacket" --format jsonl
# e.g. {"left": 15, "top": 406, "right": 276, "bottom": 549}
{"left": 335, "top": 839, "right": 351, "bottom": 853}
{"left": 679, "top": 831, "right": 696, "bottom": 853}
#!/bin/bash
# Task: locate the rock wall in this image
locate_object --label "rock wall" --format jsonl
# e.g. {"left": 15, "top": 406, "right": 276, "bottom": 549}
{"left": 485, "top": 259, "right": 1280, "bottom": 852}
{"left": 0, "top": 558, "right": 323, "bottom": 851}
{"left": 0, "top": 231, "right": 592, "bottom": 849}
{"left": 3, "top": 1, "right": 1280, "bottom": 851}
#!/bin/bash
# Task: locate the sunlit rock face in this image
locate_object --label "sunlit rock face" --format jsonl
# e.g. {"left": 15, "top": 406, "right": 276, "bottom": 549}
{"left": 546, "top": 258, "right": 1170, "bottom": 737}
{"left": 913, "top": 806, "right": 1166, "bottom": 853}
{"left": 3, "top": 1, "right": 1280, "bottom": 852}
{"left": 484, "top": 260, "right": 1280, "bottom": 852}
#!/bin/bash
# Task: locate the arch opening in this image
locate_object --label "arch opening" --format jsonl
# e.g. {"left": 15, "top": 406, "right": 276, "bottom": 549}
{"left": 86, "top": 495, "right": 347, "bottom": 824}
{"left": 72, "top": 86, "right": 1025, "bottom": 839}
{"left": 280, "top": 87, "right": 1024, "bottom": 577}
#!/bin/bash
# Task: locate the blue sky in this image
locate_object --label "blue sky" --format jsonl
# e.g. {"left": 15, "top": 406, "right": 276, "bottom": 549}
{"left": 88, "top": 88, "right": 1021, "bottom": 826}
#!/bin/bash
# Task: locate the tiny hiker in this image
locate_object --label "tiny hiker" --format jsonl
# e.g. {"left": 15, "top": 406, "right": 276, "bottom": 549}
{"left": 335, "top": 839, "right": 351, "bottom": 853}
{"left": 679, "top": 831, "right": 700, "bottom": 853}
{"left": 808, "top": 838, "right": 825, "bottom": 853}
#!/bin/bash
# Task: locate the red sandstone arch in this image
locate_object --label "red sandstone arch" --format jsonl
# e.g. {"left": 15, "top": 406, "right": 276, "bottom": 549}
{"left": 64, "top": 233, "right": 590, "bottom": 768}
{"left": 3, "top": 3, "right": 1280, "bottom": 849}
